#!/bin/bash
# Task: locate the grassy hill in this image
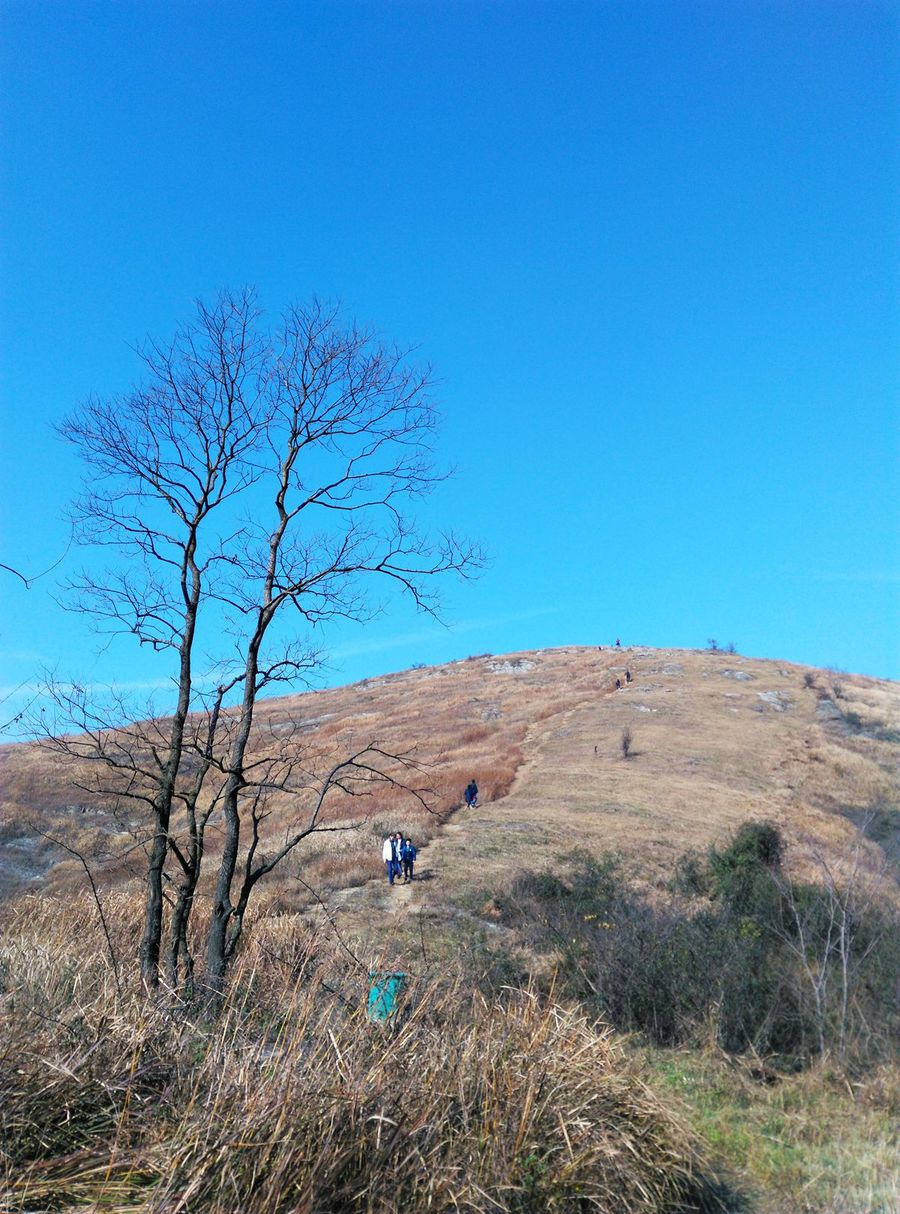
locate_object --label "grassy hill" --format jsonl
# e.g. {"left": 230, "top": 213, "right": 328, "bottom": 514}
{"left": 1, "top": 645, "right": 898, "bottom": 1213}
{"left": 4, "top": 644, "right": 897, "bottom": 906}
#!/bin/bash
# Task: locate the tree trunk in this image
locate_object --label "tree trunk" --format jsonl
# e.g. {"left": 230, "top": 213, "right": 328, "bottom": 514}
{"left": 139, "top": 819, "right": 170, "bottom": 986}
{"left": 166, "top": 878, "right": 197, "bottom": 993}
{"left": 140, "top": 594, "right": 199, "bottom": 989}
{"left": 205, "top": 651, "right": 261, "bottom": 996}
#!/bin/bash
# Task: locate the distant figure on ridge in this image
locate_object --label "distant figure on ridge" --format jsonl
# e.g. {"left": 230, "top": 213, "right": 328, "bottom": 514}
{"left": 615, "top": 638, "right": 621, "bottom": 647}
{"left": 464, "top": 779, "right": 479, "bottom": 808}
{"left": 625, "top": 670, "right": 632, "bottom": 683}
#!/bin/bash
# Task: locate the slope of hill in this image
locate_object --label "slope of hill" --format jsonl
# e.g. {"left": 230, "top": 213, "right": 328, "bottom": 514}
{"left": 2, "top": 645, "right": 899, "bottom": 1213}
{"left": 1, "top": 644, "right": 898, "bottom": 908}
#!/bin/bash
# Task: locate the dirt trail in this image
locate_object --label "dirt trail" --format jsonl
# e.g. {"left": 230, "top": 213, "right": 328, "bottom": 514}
{"left": 343, "top": 688, "right": 619, "bottom": 933}
{"left": 315, "top": 646, "right": 900, "bottom": 949}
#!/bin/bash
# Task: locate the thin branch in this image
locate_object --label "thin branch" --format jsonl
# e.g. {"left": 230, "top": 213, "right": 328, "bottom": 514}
{"left": 34, "top": 829, "right": 123, "bottom": 998}
{"left": 293, "top": 874, "right": 366, "bottom": 971}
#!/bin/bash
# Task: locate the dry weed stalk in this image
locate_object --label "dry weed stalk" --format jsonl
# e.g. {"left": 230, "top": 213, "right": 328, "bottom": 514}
{"left": 1, "top": 895, "right": 727, "bottom": 1213}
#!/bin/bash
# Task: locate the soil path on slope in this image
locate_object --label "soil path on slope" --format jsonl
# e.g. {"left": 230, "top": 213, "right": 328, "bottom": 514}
{"left": 324, "top": 647, "right": 897, "bottom": 953}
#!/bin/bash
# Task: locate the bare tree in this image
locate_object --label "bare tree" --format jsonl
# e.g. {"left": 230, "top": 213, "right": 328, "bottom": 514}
{"left": 54, "top": 291, "right": 265, "bottom": 986}
{"left": 48, "top": 291, "right": 481, "bottom": 994}
{"left": 771, "top": 830, "right": 887, "bottom": 1059}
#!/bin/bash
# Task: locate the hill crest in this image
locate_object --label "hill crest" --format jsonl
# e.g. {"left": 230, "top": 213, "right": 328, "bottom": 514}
{"left": 1, "top": 644, "right": 897, "bottom": 910}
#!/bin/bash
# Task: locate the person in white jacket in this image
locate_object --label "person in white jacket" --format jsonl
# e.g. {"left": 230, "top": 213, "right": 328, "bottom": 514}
{"left": 382, "top": 835, "right": 398, "bottom": 885}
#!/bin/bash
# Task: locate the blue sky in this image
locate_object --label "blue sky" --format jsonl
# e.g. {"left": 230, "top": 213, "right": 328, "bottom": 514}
{"left": 1, "top": 0, "right": 898, "bottom": 737}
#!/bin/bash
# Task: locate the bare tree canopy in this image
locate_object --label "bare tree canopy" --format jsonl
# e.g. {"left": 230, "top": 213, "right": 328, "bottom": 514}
{"left": 46, "top": 290, "right": 482, "bottom": 994}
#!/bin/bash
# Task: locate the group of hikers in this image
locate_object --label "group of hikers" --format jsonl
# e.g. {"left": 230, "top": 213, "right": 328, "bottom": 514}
{"left": 380, "top": 779, "right": 480, "bottom": 886}
{"left": 382, "top": 832, "right": 417, "bottom": 885}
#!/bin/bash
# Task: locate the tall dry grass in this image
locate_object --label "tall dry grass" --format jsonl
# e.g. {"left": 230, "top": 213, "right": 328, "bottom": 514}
{"left": 1, "top": 893, "right": 731, "bottom": 1213}
{"left": 2, "top": 658, "right": 530, "bottom": 911}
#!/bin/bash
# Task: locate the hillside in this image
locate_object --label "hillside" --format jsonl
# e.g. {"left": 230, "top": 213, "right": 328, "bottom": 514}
{"left": 2, "top": 644, "right": 898, "bottom": 912}
{"left": 2, "top": 645, "right": 899, "bottom": 1214}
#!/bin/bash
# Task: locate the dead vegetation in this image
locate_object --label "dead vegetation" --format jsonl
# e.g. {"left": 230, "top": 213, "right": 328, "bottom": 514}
{"left": 0, "top": 893, "right": 732, "bottom": 1214}
{"left": 3, "top": 644, "right": 898, "bottom": 957}
{"left": 1, "top": 647, "right": 898, "bottom": 1211}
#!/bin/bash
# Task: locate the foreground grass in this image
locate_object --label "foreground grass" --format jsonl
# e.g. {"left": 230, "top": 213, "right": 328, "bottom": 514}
{"left": 1, "top": 894, "right": 732, "bottom": 1214}
{"left": 5, "top": 889, "right": 897, "bottom": 1213}
{"left": 641, "top": 1048, "right": 899, "bottom": 1214}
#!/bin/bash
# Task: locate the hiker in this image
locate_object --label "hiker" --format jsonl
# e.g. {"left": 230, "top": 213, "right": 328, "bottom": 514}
{"left": 615, "top": 638, "right": 621, "bottom": 647}
{"left": 382, "top": 835, "right": 397, "bottom": 885}
{"left": 464, "top": 779, "right": 479, "bottom": 808}
{"left": 393, "top": 832, "right": 404, "bottom": 882}
{"left": 400, "top": 837, "right": 417, "bottom": 882}
{"left": 615, "top": 678, "right": 622, "bottom": 690}
{"left": 625, "top": 670, "right": 632, "bottom": 683}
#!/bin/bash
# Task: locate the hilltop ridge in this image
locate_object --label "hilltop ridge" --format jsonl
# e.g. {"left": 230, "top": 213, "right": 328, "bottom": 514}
{"left": 1, "top": 644, "right": 897, "bottom": 910}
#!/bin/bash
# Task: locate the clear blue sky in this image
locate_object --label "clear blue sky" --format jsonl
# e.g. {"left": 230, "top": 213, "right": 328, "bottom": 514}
{"left": 1, "top": 1, "right": 898, "bottom": 737}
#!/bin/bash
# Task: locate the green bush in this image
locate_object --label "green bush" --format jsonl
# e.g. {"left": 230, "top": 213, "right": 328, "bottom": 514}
{"left": 489, "top": 824, "right": 899, "bottom": 1066}
{"left": 711, "top": 820, "right": 784, "bottom": 873}
{"left": 669, "top": 849, "right": 711, "bottom": 897}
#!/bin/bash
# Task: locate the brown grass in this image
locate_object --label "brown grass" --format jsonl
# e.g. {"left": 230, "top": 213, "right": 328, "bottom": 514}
{"left": 0, "top": 894, "right": 730, "bottom": 1214}
{"left": 459, "top": 723, "right": 495, "bottom": 745}
{"left": 2, "top": 647, "right": 898, "bottom": 1212}
{"left": 5, "top": 644, "right": 898, "bottom": 974}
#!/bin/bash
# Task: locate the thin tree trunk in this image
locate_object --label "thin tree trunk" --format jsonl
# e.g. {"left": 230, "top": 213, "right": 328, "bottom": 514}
{"left": 139, "top": 820, "right": 170, "bottom": 985}
{"left": 205, "top": 642, "right": 262, "bottom": 995}
{"left": 166, "top": 881, "right": 197, "bottom": 993}
{"left": 139, "top": 580, "right": 199, "bottom": 988}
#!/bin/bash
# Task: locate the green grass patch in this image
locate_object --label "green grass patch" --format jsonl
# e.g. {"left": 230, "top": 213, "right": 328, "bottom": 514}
{"left": 640, "top": 1047, "right": 900, "bottom": 1214}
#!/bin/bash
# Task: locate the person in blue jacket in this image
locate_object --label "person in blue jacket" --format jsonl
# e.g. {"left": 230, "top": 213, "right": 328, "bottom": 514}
{"left": 400, "top": 837, "right": 417, "bottom": 882}
{"left": 464, "top": 779, "right": 479, "bottom": 808}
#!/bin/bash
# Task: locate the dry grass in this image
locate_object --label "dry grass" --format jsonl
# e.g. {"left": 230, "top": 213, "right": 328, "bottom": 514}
{"left": 6, "top": 649, "right": 892, "bottom": 886}
{"left": 2, "top": 646, "right": 898, "bottom": 1212}
{"left": 6, "top": 645, "right": 898, "bottom": 980}
{"left": 379, "top": 648, "right": 900, "bottom": 913}
{"left": 1, "top": 895, "right": 731, "bottom": 1214}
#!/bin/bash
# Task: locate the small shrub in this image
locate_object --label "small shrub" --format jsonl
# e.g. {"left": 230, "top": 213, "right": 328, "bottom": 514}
{"left": 707, "top": 822, "right": 784, "bottom": 921}
{"left": 621, "top": 726, "right": 633, "bottom": 759}
{"left": 712, "top": 820, "right": 784, "bottom": 872}
{"left": 669, "top": 849, "right": 710, "bottom": 896}
{"left": 803, "top": 671, "right": 817, "bottom": 690}
{"left": 459, "top": 724, "right": 493, "bottom": 745}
